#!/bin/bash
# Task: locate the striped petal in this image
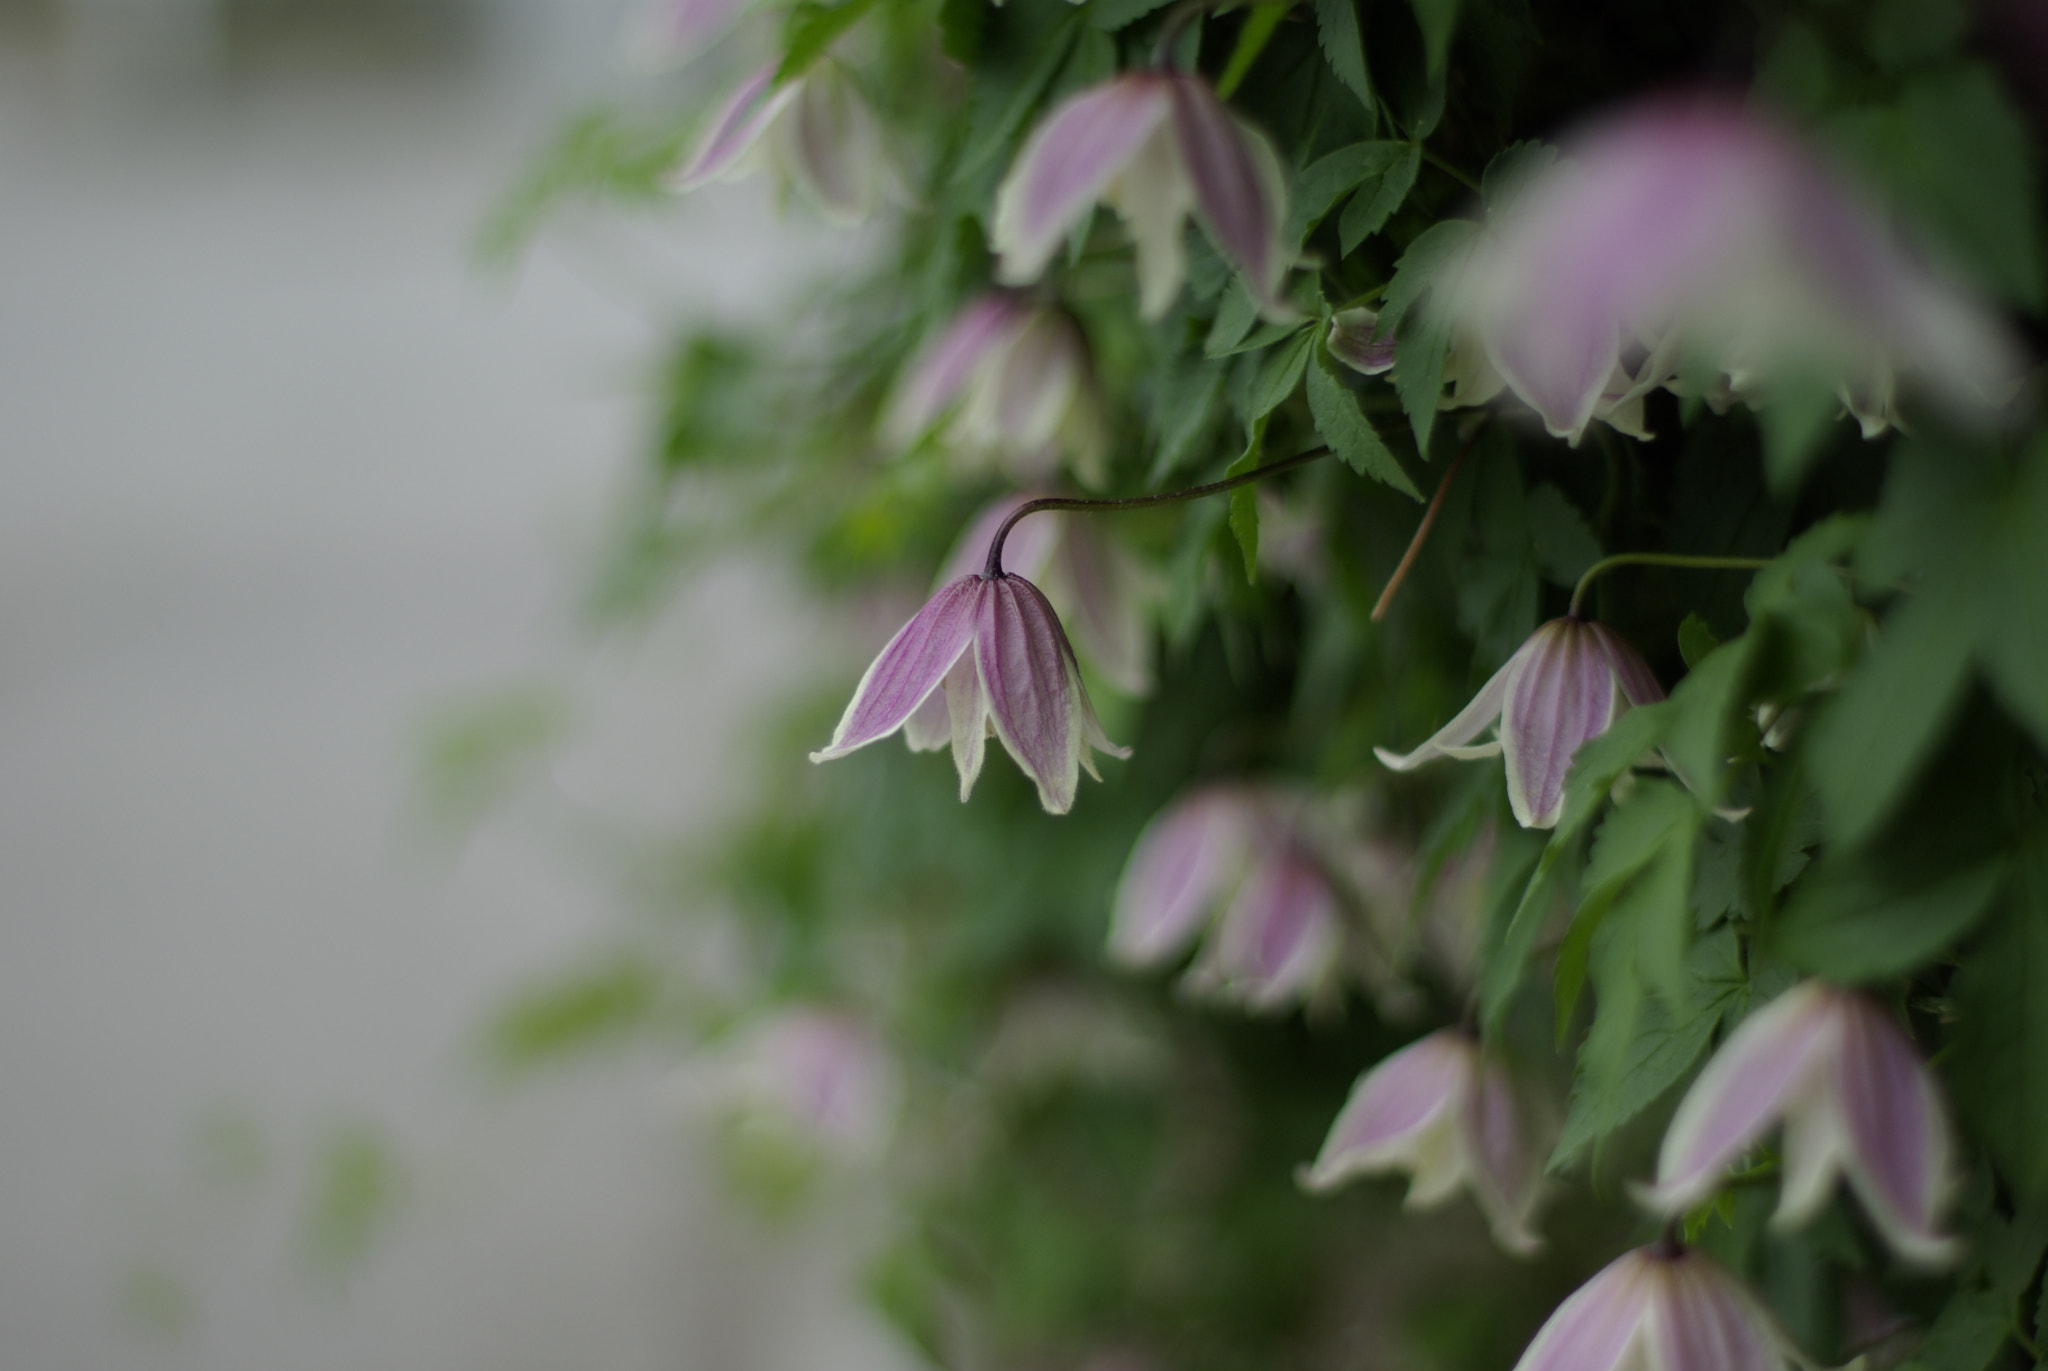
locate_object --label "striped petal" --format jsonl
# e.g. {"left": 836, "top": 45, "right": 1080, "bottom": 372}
{"left": 1648, "top": 1252, "right": 1786, "bottom": 1371}
{"left": 774, "top": 62, "right": 883, "bottom": 224}
{"left": 977, "top": 574, "right": 1124, "bottom": 813}
{"left": 882, "top": 295, "right": 1030, "bottom": 447}
{"left": 1186, "top": 850, "right": 1340, "bottom": 1011}
{"left": 1373, "top": 646, "right": 1524, "bottom": 773}
{"left": 1588, "top": 620, "right": 1666, "bottom": 707}
{"left": 811, "top": 577, "right": 982, "bottom": 761}
{"left": 1508, "top": 1248, "right": 1657, "bottom": 1371}
{"left": 1103, "top": 123, "right": 1195, "bottom": 320}
{"left": 668, "top": 65, "right": 799, "bottom": 191}
{"left": 1300, "top": 1031, "right": 1474, "bottom": 1195}
{"left": 1461, "top": 1055, "right": 1545, "bottom": 1255}
{"left": 992, "top": 76, "right": 1175, "bottom": 288}
{"left": 1501, "top": 619, "right": 1619, "bottom": 829}
{"left": 1107, "top": 788, "right": 1256, "bottom": 967}
{"left": 1829, "top": 994, "right": 1959, "bottom": 1268}
{"left": 1168, "top": 78, "right": 1290, "bottom": 315}
{"left": 1328, "top": 308, "right": 1397, "bottom": 376}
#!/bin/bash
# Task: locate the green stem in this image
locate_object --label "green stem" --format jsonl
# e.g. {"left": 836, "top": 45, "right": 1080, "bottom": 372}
{"left": 1419, "top": 145, "right": 1482, "bottom": 195}
{"left": 985, "top": 446, "right": 1331, "bottom": 579}
{"left": 1568, "top": 553, "right": 1772, "bottom": 619}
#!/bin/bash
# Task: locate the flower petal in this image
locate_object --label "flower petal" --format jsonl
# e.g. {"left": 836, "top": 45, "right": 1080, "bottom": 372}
{"left": 668, "top": 65, "right": 800, "bottom": 191}
{"left": 775, "top": 62, "right": 883, "bottom": 224}
{"left": 946, "top": 650, "right": 990, "bottom": 801}
{"left": 992, "top": 77, "right": 1174, "bottom": 288}
{"left": 1460, "top": 1055, "right": 1545, "bottom": 1255}
{"left": 978, "top": 574, "right": 1085, "bottom": 813}
{"left": 1649, "top": 1252, "right": 1785, "bottom": 1371}
{"left": 1637, "top": 981, "right": 1836, "bottom": 1217}
{"left": 1300, "top": 1031, "right": 1474, "bottom": 1194}
{"left": 1587, "top": 620, "right": 1666, "bottom": 707}
{"left": 1328, "top": 308, "right": 1397, "bottom": 376}
{"left": 1102, "top": 123, "right": 1195, "bottom": 321}
{"left": 811, "top": 577, "right": 982, "bottom": 761}
{"left": 1829, "top": 995, "right": 1959, "bottom": 1267}
{"left": 963, "top": 309, "right": 1085, "bottom": 455}
{"left": 902, "top": 681, "right": 952, "bottom": 753}
{"left": 1508, "top": 1249, "right": 1656, "bottom": 1371}
{"left": 1107, "top": 788, "right": 1255, "bottom": 967}
{"left": 883, "top": 296, "right": 1030, "bottom": 448}
{"left": 1501, "top": 620, "right": 1619, "bottom": 829}
{"left": 1373, "top": 647, "right": 1523, "bottom": 772}
{"left": 1190, "top": 850, "right": 1340, "bottom": 1010}
{"left": 1168, "top": 78, "right": 1290, "bottom": 314}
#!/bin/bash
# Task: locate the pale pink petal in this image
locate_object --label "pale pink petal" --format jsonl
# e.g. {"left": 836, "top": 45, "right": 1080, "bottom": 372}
{"left": 1639, "top": 982, "right": 1836, "bottom": 1217}
{"left": 668, "top": 65, "right": 798, "bottom": 191}
{"left": 1830, "top": 995, "right": 1959, "bottom": 1267}
{"left": 1328, "top": 308, "right": 1397, "bottom": 375}
{"left": 884, "top": 296, "right": 1030, "bottom": 447}
{"left": 1648, "top": 1252, "right": 1784, "bottom": 1371}
{"left": 1108, "top": 788, "right": 1256, "bottom": 967}
{"left": 1102, "top": 123, "right": 1195, "bottom": 320}
{"left": 977, "top": 574, "right": 1085, "bottom": 813}
{"left": 1190, "top": 850, "right": 1341, "bottom": 1010}
{"left": 1501, "top": 619, "right": 1619, "bottom": 829}
{"left": 1373, "top": 648, "right": 1523, "bottom": 772}
{"left": 774, "top": 63, "right": 883, "bottom": 224}
{"left": 1460, "top": 1055, "right": 1544, "bottom": 1254}
{"left": 1300, "top": 1031, "right": 1474, "bottom": 1192}
{"left": 993, "top": 77, "right": 1175, "bottom": 288}
{"left": 1168, "top": 78, "right": 1289, "bottom": 312}
{"left": 1587, "top": 620, "right": 1666, "bottom": 707}
{"left": 943, "top": 650, "right": 990, "bottom": 801}
{"left": 966, "top": 310, "right": 1085, "bottom": 454}
{"left": 1509, "top": 1249, "right": 1657, "bottom": 1371}
{"left": 902, "top": 681, "right": 952, "bottom": 752}
{"left": 1481, "top": 275, "right": 1624, "bottom": 445}
{"left": 811, "top": 577, "right": 982, "bottom": 761}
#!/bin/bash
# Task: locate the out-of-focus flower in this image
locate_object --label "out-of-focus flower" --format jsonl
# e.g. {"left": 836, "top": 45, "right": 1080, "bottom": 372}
{"left": 667, "top": 60, "right": 895, "bottom": 224}
{"left": 810, "top": 570, "right": 1128, "bottom": 814}
{"left": 1254, "top": 486, "right": 1328, "bottom": 585}
{"left": 1447, "top": 98, "right": 2021, "bottom": 445}
{"left": 1300, "top": 1029, "right": 1544, "bottom": 1254}
{"left": 882, "top": 295, "right": 1109, "bottom": 485}
{"left": 1108, "top": 785, "right": 1343, "bottom": 1012}
{"left": 622, "top": 0, "right": 753, "bottom": 68}
{"left": 1328, "top": 307, "right": 1397, "bottom": 376}
{"left": 1375, "top": 617, "right": 1664, "bottom": 829}
{"left": 992, "top": 73, "right": 1291, "bottom": 319}
{"left": 687, "top": 1007, "right": 901, "bottom": 1164}
{"left": 1508, "top": 1243, "right": 1820, "bottom": 1371}
{"left": 929, "top": 497, "right": 1156, "bottom": 697}
{"left": 1637, "top": 981, "right": 1959, "bottom": 1268}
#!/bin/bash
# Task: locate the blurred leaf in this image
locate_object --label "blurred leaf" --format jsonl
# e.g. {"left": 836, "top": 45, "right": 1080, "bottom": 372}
{"left": 1312, "top": 0, "right": 1373, "bottom": 113}
{"left": 1898, "top": 1284, "right": 2010, "bottom": 1371}
{"left": 1948, "top": 851, "right": 2048, "bottom": 1200}
{"left": 1408, "top": 0, "right": 1462, "bottom": 76}
{"left": 1479, "top": 140, "right": 1556, "bottom": 213}
{"left": 486, "top": 957, "right": 664, "bottom": 1069}
{"left": 301, "top": 1123, "right": 406, "bottom": 1281}
{"left": 939, "top": 0, "right": 989, "bottom": 61}
{"left": 1380, "top": 218, "right": 1477, "bottom": 456}
{"left": 1287, "top": 141, "right": 1409, "bottom": 245}
{"left": 415, "top": 686, "right": 569, "bottom": 835}
{"left": 1217, "top": 3, "right": 1289, "bottom": 98}
{"left": 777, "top": 0, "right": 886, "bottom": 80}
{"left": 477, "top": 111, "right": 686, "bottom": 263}
{"left": 1243, "top": 326, "right": 1314, "bottom": 421}
{"left": 1337, "top": 144, "right": 1421, "bottom": 254}
{"left": 1678, "top": 614, "right": 1721, "bottom": 670}
{"left": 1206, "top": 281, "right": 1265, "bottom": 356}
{"left": 1977, "top": 443, "right": 2048, "bottom": 753}
{"left": 1087, "top": 0, "right": 1174, "bottom": 30}
{"left": 1524, "top": 484, "right": 1598, "bottom": 586}
{"left": 956, "top": 12, "right": 1081, "bottom": 180}
{"left": 1306, "top": 347, "right": 1421, "bottom": 498}
{"left": 1226, "top": 419, "right": 1270, "bottom": 582}
{"left": 1773, "top": 858, "right": 2006, "bottom": 982}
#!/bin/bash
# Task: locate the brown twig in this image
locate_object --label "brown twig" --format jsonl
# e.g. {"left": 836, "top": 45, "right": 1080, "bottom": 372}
{"left": 1370, "top": 418, "right": 1489, "bottom": 622}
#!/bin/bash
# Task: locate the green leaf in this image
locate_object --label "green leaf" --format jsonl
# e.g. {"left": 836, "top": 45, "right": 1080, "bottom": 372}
{"left": 1948, "top": 854, "right": 2048, "bottom": 1200}
{"left": 1306, "top": 348, "right": 1421, "bottom": 499}
{"left": 777, "top": 0, "right": 886, "bottom": 81}
{"left": 1287, "top": 141, "right": 1409, "bottom": 245}
{"left": 1216, "top": 2, "right": 1289, "bottom": 98}
{"left": 1336, "top": 145, "right": 1421, "bottom": 255}
{"left": 1556, "top": 780, "right": 1702, "bottom": 1029}
{"left": 938, "top": 0, "right": 988, "bottom": 62}
{"left": 953, "top": 14, "right": 1080, "bottom": 180}
{"left": 1086, "top": 0, "right": 1174, "bottom": 30}
{"left": 1407, "top": 0, "right": 1462, "bottom": 76}
{"left": 1149, "top": 358, "right": 1227, "bottom": 483}
{"left": 1480, "top": 140, "right": 1557, "bottom": 214}
{"left": 1807, "top": 571, "right": 1988, "bottom": 849}
{"left": 1773, "top": 859, "right": 2006, "bottom": 983}
{"left": 1898, "top": 1285, "right": 2011, "bottom": 1371}
{"left": 1678, "top": 614, "right": 1722, "bottom": 670}
{"left": 1892, "top": 66, "right": 2042, "bottom": 309}
{"left": 1378, "top": 218, "right": 1477, "bottom": 456}
{"left": 1225, "top": 421, "right": 1269, "bottom": 583}
{"left": 1756, "top": 374, "right": 1843, "bottom": 492}
{"left": 1978, "top": 443, "right": 2048, "bottom": 752}
{"left": 1242, "top": 326, "right": 1314, "bottom": 421}
{"left": 1524, "top": 484, "right": 1599, "bottom": 587}
{"left": 1205, "top": 281, "right": 1263, "bottom": 357}
{"left": 1312, "top": 0, "right": 1373, "bottom": 113}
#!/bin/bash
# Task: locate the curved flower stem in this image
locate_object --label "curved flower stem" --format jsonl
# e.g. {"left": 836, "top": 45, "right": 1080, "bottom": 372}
{"left": 984, "top": 445, "right": 1331, "bottom": 579}
{"left": 1371, "top": 417, "right": 1489, "bottom": 622}
{"left": 1567, "top": 553, "right": 1773, "bottom": 619}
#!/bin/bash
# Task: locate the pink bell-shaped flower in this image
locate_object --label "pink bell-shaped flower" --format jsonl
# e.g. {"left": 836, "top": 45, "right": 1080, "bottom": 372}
{"left": 668, "top": 60, "right": 895, "bottom": 224}
{"left": 882, "top": 294, "right": 1110, "bottom": 485}
{"left": 1509, "top": 1243, "right": 1823, "bottom": 1371}
{"left": 1375, "top": 617, "right": 1664, "bottom": 829}
{"left": 1449, "top": 97, "right": 2019, "bottom": 445}
{"left": 811, "top": 568, "right": 1128, "bottom": 814}
{"left": 992, "top": 72, "right": 1291, "bottom": 319}
{"left": 684, "top": 1007, "right": 902, "bottom": 1164}
{"left": 1299, "top": 1029, "right": 1545, "bottom": 1255}
{"left": 1636, "top": 981, "right": 1959, "bottom": 1268}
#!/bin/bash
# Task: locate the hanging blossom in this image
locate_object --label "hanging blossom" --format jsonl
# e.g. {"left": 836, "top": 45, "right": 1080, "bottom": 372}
{"left": 1438, "top": 97, "right": 2021, "bottom": 446}
{"left": 881, "top": 294, "right": 1110, "bottom": 486}
{"left": 1376, "top": 617, "right": 1664, "bottom": 829}
{"left": 810, "top": 540, "right": 1128, "bottom": 814}
{"left": 667, "top": 60, "right": 898, "bottom": 225}
{"left": 1299, "top": 1028, "right": 1547, "bottom": 1255}
{"left": 1107, "top": 785, "right": 1346, "bottom": 1013}
{"left": 991, "top": 72, "right": 1291, "bottom": 320}
{"left": 1636, "top": 981, "right": 1959, "bottom": 1268}
{"left": 931, "top": 496, "right": 1157, "bottom": 697}
{"left": 1509, "top": 1242, "right": 1825, "bottom": 1371}
{"left": 681, "top": 1007, "right": 902, "bottom": 1164}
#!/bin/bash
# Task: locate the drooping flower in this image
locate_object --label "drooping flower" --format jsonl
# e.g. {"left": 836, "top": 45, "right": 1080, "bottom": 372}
{"left": 1301, "top": 1029, "right": 1544, "bottom": 1254}
{"left": 1375, "top": 617, "right": 1664, "bottom": 829}
{"left": 811, "top": 569, "right": 1128, "bottom": 814}
{"left": 992, "top": 72, "right": 1291, "bottom": 319}
{"left": 1508, "top": 1243, "right": 1823, "bottom": 1371}
{"left": 882, "top": 295, "right": 1109, "bottom": 485}
{"left": 683, "top": 1007, "right": 902, "bottom": 1164}
{"left": 1107, "top": 785, "right": 1345, "bottom": 1012}
{"left": 931, "top": 497, "right": 1156, "bottom": 696}
{"left": 1327, "top": 307, "right": 1397, "bottom": 376}
{"left": 1636, "top": 981, "right": 1959, "bottom": 1268}
{"left": 667, "top": 60, "right": 895, "bottom": 224}
{"left": 1445, "top": 97, "right": 2020, "bottom": 445}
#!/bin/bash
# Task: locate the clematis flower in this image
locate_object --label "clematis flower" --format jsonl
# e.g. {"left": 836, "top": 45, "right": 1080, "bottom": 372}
{"left": 1447, "top": 97, "right": 2020, "bottom": 445}
{"left": 1327, "top": 308, "right": 1397, "bottom": 376}
{"left": 683, "top": 1007, "right": 902, "bottom": 1164}
{"left": 1299, "top": 1029, "right": 1544, "bottom": 1254}
{"left": 1508, "top": 1243, "right": 1823, "bottom": 1371}
{"left": 811, "top": 568, "right": 1128, "bottom": 814}
{"left": 992, "top": 72, "right": 1291, "bottom": 320}
{"left": 667, "top": 60, "right": 894, "bottom": 225}
{"left": 1375, "top": 617, "right": 1664, "bottom": 830}
{"left": 882, "top": 295, "right": 1109, "bottom": 485}
{"left": 1108, "top": 785, "right": 1345, "bottom": 1012}
{"left": 932, "top": 497, "right": 1156, "bottom": 697}
{"left": 1636, "top": 981, "right": 1959, "bottom": 1268}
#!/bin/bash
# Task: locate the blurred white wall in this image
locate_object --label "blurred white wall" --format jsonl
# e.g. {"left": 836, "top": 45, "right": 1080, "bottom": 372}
{"left": 0, "top": 3, "right": 911, "bottom": 1368}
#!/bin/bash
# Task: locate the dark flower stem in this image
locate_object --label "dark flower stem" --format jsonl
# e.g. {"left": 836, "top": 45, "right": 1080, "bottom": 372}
{"left": 1371, "top": 418, "right": 1490, "bottom": 622}
{"left": 1568, "top": 552, "right": 1774, "bottom": 619}
{"left": 984, "top": 445, "right": 1331, "bottom": 579}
